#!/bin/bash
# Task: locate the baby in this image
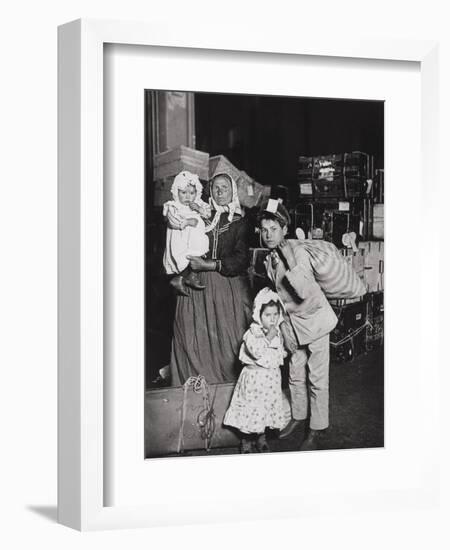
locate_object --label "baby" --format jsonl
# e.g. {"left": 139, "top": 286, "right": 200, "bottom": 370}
{"left": 162, "top": 171, "right": 211, "bottom": 296}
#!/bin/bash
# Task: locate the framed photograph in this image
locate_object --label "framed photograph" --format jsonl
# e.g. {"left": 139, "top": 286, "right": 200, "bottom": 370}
{"left": 58, "top": 18, "right": 440, "bottom": 530}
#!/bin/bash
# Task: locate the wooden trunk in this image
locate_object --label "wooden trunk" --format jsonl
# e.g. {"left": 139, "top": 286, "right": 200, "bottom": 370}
{"left": 145, "top": 382, "right": 240, "bottom": 457}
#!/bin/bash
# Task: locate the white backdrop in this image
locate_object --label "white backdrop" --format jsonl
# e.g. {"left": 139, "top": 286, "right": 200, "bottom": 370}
{"left": 1, "top": 1, "right": 449, "bottom": 548}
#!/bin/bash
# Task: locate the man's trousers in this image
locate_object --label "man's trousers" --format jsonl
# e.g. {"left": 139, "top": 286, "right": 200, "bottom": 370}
{"left": 289, "top": 333, "right": 330, "bottom": 430}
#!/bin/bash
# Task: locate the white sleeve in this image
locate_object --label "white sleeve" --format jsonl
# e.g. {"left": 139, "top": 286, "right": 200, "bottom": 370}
{"left": 243, "top": 330, "right": 284, "bottom": 369}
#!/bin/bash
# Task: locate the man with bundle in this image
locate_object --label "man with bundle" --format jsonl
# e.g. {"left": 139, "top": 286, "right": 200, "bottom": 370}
{"left": 258, "top": 199, "right": 338, "bottom": 451}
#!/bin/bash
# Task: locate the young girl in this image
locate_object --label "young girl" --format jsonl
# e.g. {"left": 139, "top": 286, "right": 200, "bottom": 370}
{"left": 223, "top": 287, "right": 290, "bottom": 453}
{"left": 163, "top": 171, "right": 211, "bottom": 296}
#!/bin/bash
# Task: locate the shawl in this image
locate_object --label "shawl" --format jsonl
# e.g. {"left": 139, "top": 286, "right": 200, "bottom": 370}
{"left": 207, "top": 172, "right": 243, "bottom": 232}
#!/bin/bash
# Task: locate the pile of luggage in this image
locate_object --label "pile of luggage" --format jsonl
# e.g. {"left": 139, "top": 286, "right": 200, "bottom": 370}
{"left": 153, "top": 146, "right": 270, "bottom": 209}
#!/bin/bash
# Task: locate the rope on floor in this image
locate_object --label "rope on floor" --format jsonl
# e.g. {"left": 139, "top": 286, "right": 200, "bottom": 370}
{"left": 177, "top": 375, "right": 216, "bottom": 454}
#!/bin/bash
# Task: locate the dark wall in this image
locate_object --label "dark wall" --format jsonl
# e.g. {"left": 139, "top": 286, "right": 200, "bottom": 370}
{"left": 195, "top": 93, "right": 384, "bottom": 190}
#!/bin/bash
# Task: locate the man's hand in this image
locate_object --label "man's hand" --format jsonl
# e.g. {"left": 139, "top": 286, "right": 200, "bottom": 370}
{"left": 187, "top": 256, "right": 217, "bottom": 272}
{"left": 278, "top": 239, "right": 297, "bottom": 270}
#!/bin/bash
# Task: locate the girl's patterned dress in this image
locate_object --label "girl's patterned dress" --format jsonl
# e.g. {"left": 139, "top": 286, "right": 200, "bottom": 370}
{"left": 223, "top": 323, "right": 290, "bottom": 434}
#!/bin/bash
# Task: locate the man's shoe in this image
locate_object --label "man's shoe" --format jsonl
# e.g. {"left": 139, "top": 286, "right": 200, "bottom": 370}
{"left": 169, "top": 275, "right": 189, "bottom": 296}
{"left": 278, "top": 418, "right": 305, "bottom": 439}
{"left": 300, "top": 429, "right": 321, "bottom": 451}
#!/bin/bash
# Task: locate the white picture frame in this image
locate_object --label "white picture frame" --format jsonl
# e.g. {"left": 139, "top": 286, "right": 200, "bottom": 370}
{"left": 58, "top": 18, "right": 440, "bottom": 531}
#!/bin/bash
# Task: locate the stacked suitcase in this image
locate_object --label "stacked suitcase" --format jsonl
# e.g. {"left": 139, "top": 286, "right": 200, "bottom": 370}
{"left": 153, "top": 145, "right": 210, "bottom": 206}
{"left": 298, "top": 152, "right": 373, "bottom": 201}
{"left": 296, "top": 152, "right": 375, "bottom": 249}
{"left": 295, "top": 150, "right": 383, "bottom": 362}
{"left": 209, "top": 155, "right": 271, "bottom": 209}
{"left": 294, "top": 201, "right": 370, "bottom": 248}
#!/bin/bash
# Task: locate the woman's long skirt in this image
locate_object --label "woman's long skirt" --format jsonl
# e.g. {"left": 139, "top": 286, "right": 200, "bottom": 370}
{"left": 170, "top": 271, "right": 252, "bottom": 386}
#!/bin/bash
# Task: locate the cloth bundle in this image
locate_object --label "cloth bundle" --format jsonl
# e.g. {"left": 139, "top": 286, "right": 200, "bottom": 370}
{"left": 297, "top": 239, "right": 366, "bottom": 299}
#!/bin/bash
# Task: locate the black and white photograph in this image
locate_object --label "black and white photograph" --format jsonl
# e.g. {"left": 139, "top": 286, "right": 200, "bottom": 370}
{"left": 144, "top": 90, "right": 384, "bottom": 458}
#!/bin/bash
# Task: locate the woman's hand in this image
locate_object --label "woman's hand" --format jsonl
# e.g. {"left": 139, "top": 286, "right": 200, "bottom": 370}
{"left": 187, "top": 256, "right": 217, "bottom": 272}
{"left": 277, "top": 239, "right": 297, "bottom": 270}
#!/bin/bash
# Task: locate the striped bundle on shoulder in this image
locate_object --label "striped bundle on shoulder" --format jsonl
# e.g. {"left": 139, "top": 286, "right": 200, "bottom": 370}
{"left": 299, "top": 240, "right": 366, "bottom": 299}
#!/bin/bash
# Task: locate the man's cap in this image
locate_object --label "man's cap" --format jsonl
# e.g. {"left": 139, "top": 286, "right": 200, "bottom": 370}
{"left": 258, "top": 198, "right": 291, "bottom": 226}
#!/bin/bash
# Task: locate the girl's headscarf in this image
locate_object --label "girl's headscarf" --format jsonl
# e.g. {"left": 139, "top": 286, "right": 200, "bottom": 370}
{"left": 252, "top": 287, "right": 284, "bottom": 328}
{"left": 207, "top": 172, "right": 243, "bottom": 232}
{"left": 170, "top": 171, "right": 203, "bottom": 203}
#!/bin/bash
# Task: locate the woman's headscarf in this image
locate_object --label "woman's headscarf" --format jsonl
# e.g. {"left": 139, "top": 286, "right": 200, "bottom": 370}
{"left": 252, "top": 287, "right": 284, "bottom": 328}
{"left": 207, "top": 172, "right": 243, "bottom": 232}
{"left": 170, "top": 170, "right": 203, "bottom": 203}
